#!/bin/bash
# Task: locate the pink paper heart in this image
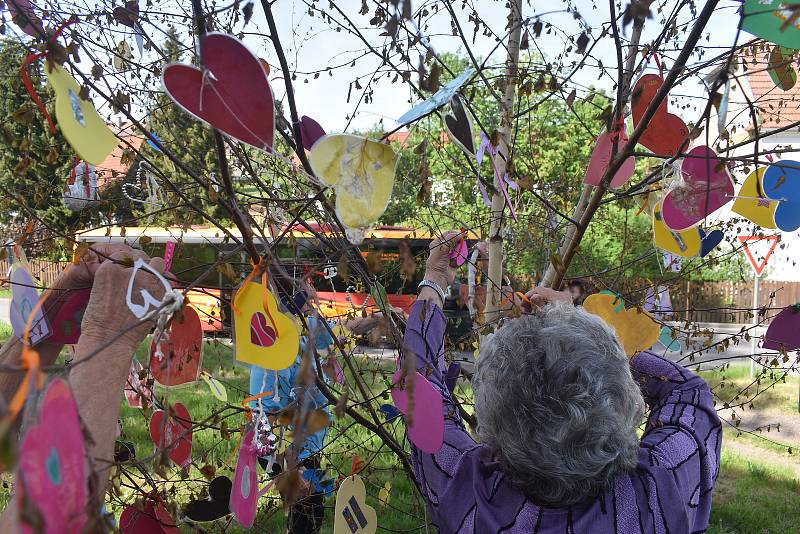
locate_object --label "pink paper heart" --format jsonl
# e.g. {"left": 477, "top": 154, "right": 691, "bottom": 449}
{"left": 162, "top": 33, "right": 275, "bottom": 151}
{"left": 299, "top": 115, "right": 326, "bottom": 151}
{"left": 584, "top": 131, "right": 636, "bottom": 188}
{"left": 449, "top": 238, "right": 468, "bottom": 267}
{"left": 391, "top": 370, "right": 444, "bottom": 453}
{"left": 19, "top": 379, "right": 86, "bottom": 534}
{"left": 149, "top": 306, "right": 203, "bottom": 387}
{"left": 661, "top": 145, "right": 734, "bottom": 230}
{"left": 230, "top": 428, "right": 259, "bottom": 528}
{"left": 149, "top": 403, "right": 193, "bottom": 467}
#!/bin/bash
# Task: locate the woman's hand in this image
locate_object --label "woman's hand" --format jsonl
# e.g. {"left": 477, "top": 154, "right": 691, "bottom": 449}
{"left": 521, "top": 287, "right": 573, "bottom": 314}
{"left": 424, "top": 230, "right": 462, "bottom": 289}
{"left": 80, "top": 249, "right": 168, "bottom": 349}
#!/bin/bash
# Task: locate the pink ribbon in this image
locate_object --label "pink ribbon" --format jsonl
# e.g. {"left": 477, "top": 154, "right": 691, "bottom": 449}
{"left": 477, "top": 132, "right": 518, "bottom": 222}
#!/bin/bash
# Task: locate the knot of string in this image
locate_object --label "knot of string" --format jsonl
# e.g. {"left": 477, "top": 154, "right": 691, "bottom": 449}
{"left": 150, "top": 289, "right": 185, "bottom": 358}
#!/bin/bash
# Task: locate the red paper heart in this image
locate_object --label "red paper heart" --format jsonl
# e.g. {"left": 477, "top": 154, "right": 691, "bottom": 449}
{"left": 631, "top": 74, "right": 689, "bottom": 156}
{"left": 162, "top": 33, "right": 275, "bottom": 151}
{"left": 46, "top": 288, "right": 90, "bottom": 345}
{"left": 149, "top": 306, "right": 203, "bottom": 387}
{"left": 148, "top": 403, "right": 192, "bottom": 468}
{"left": 120, "top": 501, "right": 179, "bottom": 534}
{"left": 113, "top": 0, "right": 139, "bottom": 28}
{"left": 300, "top": 115, "right": 326, "bottom": 151}
{"left": 250, "top": 312, "right": 277, "bottom": 347}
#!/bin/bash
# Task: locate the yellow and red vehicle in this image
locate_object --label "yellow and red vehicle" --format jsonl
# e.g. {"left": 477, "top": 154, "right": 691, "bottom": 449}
{"left": 76, "top": 224, "right": 479, "bottom": 336}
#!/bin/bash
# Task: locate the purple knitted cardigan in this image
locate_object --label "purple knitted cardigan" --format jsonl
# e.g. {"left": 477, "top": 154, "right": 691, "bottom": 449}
{"left": 400, "top": 300, "right": 722, "bottom": 533}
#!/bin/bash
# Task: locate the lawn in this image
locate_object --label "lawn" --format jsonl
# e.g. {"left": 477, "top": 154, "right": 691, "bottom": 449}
{"left": 0, "top": 323, "right": 799, "bottom": 533}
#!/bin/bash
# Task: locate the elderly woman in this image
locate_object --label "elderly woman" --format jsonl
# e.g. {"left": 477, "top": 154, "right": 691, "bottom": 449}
{"left": 403, "top": 232, "right": 721, "bottom": 532}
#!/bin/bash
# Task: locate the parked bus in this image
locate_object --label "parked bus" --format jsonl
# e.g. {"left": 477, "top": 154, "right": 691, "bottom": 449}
{"left": 76, "top": 224, "right": 479, "bottom": 340}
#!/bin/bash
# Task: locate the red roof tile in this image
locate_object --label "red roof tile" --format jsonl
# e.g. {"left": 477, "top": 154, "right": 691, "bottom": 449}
{"left": 744, "top": 50, "right": 800, "bottom": 129}
{"left": 95, "top": 123, "right": 144, "bottom": 188}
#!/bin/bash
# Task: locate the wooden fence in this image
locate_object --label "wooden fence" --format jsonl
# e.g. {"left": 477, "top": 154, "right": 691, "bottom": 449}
{"left": 0, "top": 259, "right": 69, "bottom": 290}
{"left": 669, "top": 280, "right": 800, "bottom": 324}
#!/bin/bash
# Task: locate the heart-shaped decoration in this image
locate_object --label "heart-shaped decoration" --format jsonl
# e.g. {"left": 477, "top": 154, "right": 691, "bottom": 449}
{"left": 652, "top": 201, "right": 701, "bottom": 257}
{"left": 308, "top": 134, "right": 398, "bottom": 237}
{"left": 125, "top": 258, "right": 173, "bottom": 319}
{"left": 732, "top": 167, "right": 778, "bottom": 228}
{"left": 742, "top": 0, "right": 800, "bottom": 50}
{"left": 18, "top": 379, "right": 86, "bottom": 534}
{"left": 124, "top": 358, "right": 153, "bottom": 408}
{"left": 63, "top": 161, "right": 99, "bottom": 211}
{"left": 397, "top": 68, "right": 475, "bottom": 125}
{"left": 45, "top": 63, "right": 118, "bottom": 165}
{"left": 584, "top": 130, "right": 636, "bottom": 188}
{"left": 201, "top": 372, "right": 228, "bottom": 401}
{"left": 234, "top": 280, "right": 299, "bottom": 370}
{"left": 631, "top": 74, "right": 690, "bottom": 156}
{"left": 46, "top": 288, "right": 90, "bottom": 345}
{"left": 661, "top": 145, "right": 734, "bottom": 230}
{"left": 8, "top": 0, "right": 43, "bottom": 37}
{"left": 763, "top": 305, "right": 800, "bottom": 351}
{"left": 443, "top": 94, "right": 475, "bottom": 156}
{"left": 763, "top": 159, "right": 800, "bottom": 231}
{"left": 113, "top": 0, "right": 139, "bottom": 28}
{"left": 449, "top": 235, "right": 469, "bottom": 267}
{"left": 230, "top": 428, "right": 259, "bottom": 528}
{"left": 299, "top": 115, "right": 326, "bottom": 151}
{"left": 148, "top": 403, "right": 193, "bottom": 468}
{"left": 334, "top": 474, "right": 377, "bottom": 534}
{"left": 768, "top": 45, "right": 797, "bottom": 90}
{"left": 657, "top": 326, "right": 683, "bottom": 352}
{"left": 583, "top": 291, "right": 660, "bottom": 356}
{"left": 391, "top": 370, "right": 444, "bottom": 453}
{"left": 250, "top": 312, "right": 277, "bottom": 347}
{"left": 119, "top": 500, "right": 180, "bottom": 534}
{"left": 699, "top": 228, "right": 724, "bottom": 258}
{"left": 149, "top": 305, "right": 203, "bottom": 387}
{"left": 186, "top": 476, "right": 232, "bottom": 522}
{"left": 10, "top": 262, "right": 51, "bottom": 345}
{"left": 379, "top": 403, "right": 401, "bottom": 421}
{"left": 162, "top": 32, "right": 275, "bottom": 152}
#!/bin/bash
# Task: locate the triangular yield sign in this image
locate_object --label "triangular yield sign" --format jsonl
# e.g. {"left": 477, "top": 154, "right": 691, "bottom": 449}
{"left": 737, "top": 235, "right": 779, "bottom": 277}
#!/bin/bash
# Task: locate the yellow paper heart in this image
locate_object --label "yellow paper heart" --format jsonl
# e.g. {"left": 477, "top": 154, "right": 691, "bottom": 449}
{"left": 308, "top": 134, "right": 397, "bottom": 232}
{"left": 731, "top": 168, "right": 778, "bottom": 229}
{"left": 334, "top": 474, "right": 377, "bottom": 534}
{"left": 201, "top": 372, "right": 227, "bottom": 402}
{"left": 583, "top": 292, "right": 660, "bottom": 356}
{"left": 652, "top": 201, "right": 701, "bottom": 257}
{"left": 45, "top": 63, "right": 117, "bottom": 165}
{"left": 233, "top": 281, "right": 299, "bottom": 370}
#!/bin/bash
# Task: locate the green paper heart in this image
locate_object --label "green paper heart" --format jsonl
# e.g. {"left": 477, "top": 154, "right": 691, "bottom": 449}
{"left": 743, "top": 1, "right": 800, "bottom": 50}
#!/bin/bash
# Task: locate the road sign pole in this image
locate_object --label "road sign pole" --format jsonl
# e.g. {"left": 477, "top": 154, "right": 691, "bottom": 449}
{"left": 750, "top": 274, "right": 759, "bottom": 378}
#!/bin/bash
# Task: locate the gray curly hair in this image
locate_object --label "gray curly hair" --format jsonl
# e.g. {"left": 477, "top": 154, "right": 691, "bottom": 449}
{"left": 473, "top": 303, "right": 644, "bottom": 506}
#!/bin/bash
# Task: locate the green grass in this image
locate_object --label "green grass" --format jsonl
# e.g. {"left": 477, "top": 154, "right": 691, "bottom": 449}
{"left": 700, "top": 365, "right": 800, "bottom": 414}
{"left": 707, "top": 449, "right": 800, "bottom": 534}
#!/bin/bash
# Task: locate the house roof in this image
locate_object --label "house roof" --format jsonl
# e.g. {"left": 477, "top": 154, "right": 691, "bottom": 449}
{"left": 95, "top": 123, "right": 144, "bottom": 188}
{"left": 743, "top": 52, "right": 800, "bottom": 129}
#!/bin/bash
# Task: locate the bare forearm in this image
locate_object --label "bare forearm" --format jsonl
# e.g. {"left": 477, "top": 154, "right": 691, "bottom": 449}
{"left": 69, "top": 335, "right": 138, "bottom": 493}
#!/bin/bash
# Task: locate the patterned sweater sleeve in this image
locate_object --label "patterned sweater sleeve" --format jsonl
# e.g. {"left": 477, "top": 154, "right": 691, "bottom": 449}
{"left": 400, "top": 300, "right": 480, "bottom": 510}
{"left": 630, "top": 351, "right": 723, "bottom": 533}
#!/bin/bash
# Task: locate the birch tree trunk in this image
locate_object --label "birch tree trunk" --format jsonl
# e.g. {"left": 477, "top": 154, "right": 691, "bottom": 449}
{"left": 484, "top": 0, "right": 523, "bottom": 327}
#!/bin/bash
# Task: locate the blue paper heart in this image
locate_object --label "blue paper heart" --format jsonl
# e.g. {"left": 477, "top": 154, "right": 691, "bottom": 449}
{"left": 147, "top": 133, "right": 163, "bottom": 152}
{"left": 657, "top": 326, "right": 682, "bottom": 352}
{"left": 698, "top": 229, "right": 724, "bottom": 258}
{"left": 379, "top": 404, "right": 401, "bottom": 422}
{"left": 303, "top": 468, "right": 335, "bottom": 495}
{"left": 763, "top": 160, "right": 800, "bottom": 231}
